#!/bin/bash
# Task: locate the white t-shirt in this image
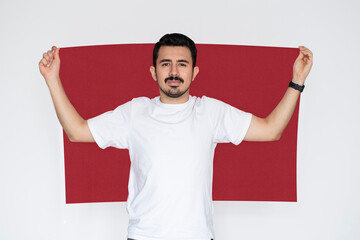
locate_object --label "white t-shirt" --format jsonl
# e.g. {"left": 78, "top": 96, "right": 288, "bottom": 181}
{"left": 88, "top": 95, "right": 252, "bottom": 240}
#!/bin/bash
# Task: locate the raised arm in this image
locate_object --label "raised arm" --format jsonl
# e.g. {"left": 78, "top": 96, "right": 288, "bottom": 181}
{"left": 39, "top": 46, "right": 95, "bottom": 142}
{"left": 244, "top": 46, "right": 313, "bottom": 141}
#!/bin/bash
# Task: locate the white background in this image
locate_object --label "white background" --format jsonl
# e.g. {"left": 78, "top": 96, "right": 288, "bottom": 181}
{"left": 0, "top": 0, "right": 359, "bottom": 239}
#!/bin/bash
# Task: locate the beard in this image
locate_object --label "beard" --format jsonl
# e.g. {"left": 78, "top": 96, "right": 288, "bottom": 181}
{"left": 156, "top": 74, "right": 192, "bottom": 98}
{"left": 159, "top": 84, "right": 191, "bottom": 98}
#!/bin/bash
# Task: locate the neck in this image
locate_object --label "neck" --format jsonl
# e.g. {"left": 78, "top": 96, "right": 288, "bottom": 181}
{"left": 159, "top": 91, "right": 190, "bottom": 104}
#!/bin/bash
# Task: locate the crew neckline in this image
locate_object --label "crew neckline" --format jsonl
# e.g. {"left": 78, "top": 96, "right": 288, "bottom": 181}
{"left": 154, "top": 95, "right": 195, "bottom": 108}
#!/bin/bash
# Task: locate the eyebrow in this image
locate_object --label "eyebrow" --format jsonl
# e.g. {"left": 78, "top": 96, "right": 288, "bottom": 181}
{"left": 159, "top": 59, "right": 190, "bottom": 64}
{"left": 178, "top": 59, "right": 189, "bottom": 64}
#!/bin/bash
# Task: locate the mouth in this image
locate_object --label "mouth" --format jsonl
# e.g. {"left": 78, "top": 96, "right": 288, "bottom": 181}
{"left": 167, "top": 80, "right": 182, "bottom": 87}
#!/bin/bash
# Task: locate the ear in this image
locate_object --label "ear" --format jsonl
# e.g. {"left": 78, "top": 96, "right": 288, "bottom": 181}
{"left": 191, "top": 66, "right": 199, "bottom": 82}
{"left": 150, "top": 66, "right": 157, "bottom": 81}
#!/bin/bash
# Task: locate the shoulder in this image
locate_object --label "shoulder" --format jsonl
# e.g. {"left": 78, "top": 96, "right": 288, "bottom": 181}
{"left": 195, "top": 96, "right": 250, "bottom": 118}
{"left": 191, "top": 96, "right": 231, "bottom": 119}
{"left": 129, "top": 96, "right": 153, "bottom": 105}
{"left": 195, "top": 95, "right": 229, "bottom": 108}
{"left": 111, "top": 97, "right": 151, "bottom": 113}
{"left": 121, "top": 96, "right": 153, "bottom": 107}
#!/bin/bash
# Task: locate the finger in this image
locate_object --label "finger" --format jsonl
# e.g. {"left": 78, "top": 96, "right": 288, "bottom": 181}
{"left": 41, "top": 55, "right": 48, "bottom": 65}
{"left": 299, "top": 45, "right": 310, "bottom": 50}
{"left": 41, "top": 57, "right": 48, "bottom": 66}
{"left": 47, "top": 49, "right": 54, "bottom": 60}
{"left": 299, "top": 46, "right": 313, "bottom": 56}
{"left": 296, "top": 50, "right": 304, "bottom": 60}
{"left": 302, "top": 50, "right": 313, "bottom": 62}
{"left": 301, "top": 46, "right": 311, "bottom": 53}
{"left": 39, "top": 60, "right": 45, "bottom": 67}
{"left": 43, "top": 52, "right": 50, "bottom": 62}
{"left": 53, "top": 46, "right": 60, "bottom": 60}
{"left": 299, "top": 46, "right": 311, "bottom": 56}
{"left": 299, "top": 49, "right": 313, "bottom": 62}
{"left": 300, "top": 48, "right": 311, "bottom": 55}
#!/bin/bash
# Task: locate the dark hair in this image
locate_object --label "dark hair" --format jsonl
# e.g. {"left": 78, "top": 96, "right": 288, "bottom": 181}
{"left": 153, "top": 33, "right": 197, "bottom": 68}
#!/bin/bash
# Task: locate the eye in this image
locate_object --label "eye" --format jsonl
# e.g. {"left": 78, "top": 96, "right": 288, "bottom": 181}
{"left": 161, "top": 63, "right": 170, "bottom": 67}
{"left": 179, "top": 63, "right": 187, "bottom": 67}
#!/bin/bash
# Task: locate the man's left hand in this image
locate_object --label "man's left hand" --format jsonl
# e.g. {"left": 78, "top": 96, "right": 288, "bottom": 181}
{"left": 292, "top": 46, "right": 313, "bottom": 85}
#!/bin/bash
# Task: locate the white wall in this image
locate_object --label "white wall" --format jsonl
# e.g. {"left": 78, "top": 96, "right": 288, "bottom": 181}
{"left": 1, "top": 0, "right": 359, "bottom": 239}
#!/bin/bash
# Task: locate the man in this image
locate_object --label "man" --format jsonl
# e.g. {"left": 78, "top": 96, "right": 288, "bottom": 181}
{"left": 39, "top": 33, "right": 313, "bottom": 240}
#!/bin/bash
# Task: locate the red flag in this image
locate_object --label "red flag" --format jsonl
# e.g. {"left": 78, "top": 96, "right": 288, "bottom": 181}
{"left": 60, "top": 44, "right": 299, "bottom": 203}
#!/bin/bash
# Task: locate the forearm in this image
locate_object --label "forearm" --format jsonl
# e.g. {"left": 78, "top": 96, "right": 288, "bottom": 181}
{"left": 47, "top": 76, "right": 88, "bottom": 141}
{"left": 244, "top": 46, "right": 312, "bottom": 142}
{"left": 265, "top": 85, "right": 301, "bottom": 139}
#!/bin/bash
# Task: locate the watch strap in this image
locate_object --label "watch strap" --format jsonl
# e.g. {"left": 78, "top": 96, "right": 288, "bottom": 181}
{"left": 289, "top": 81, "right": 305, "bottom": 92}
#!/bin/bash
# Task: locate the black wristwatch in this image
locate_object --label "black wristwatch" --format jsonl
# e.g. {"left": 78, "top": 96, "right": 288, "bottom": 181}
{"left": 288, "top": 81, "right": 305, "bottom": 92}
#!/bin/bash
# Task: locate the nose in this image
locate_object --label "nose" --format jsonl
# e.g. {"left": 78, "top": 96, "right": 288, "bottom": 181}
{"left": 170, "top": 64, "right": 179, "bottom": 76}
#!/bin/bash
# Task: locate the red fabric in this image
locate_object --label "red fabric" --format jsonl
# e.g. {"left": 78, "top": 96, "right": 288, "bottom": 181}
{"left": 60, "top": 44, "right": 299, "bottom": 203}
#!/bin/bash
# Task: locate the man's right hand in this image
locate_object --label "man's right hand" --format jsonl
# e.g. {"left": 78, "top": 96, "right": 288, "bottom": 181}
{"left": 39, "top": 46, "right": 60, "bottom": 82}
{"left": 39, "top": 46, "right": 95, "bottom": 143}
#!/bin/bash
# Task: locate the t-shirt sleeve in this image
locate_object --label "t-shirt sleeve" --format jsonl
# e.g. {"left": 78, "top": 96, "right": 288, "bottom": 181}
{"left": 87, "top": 101, "right": 132, "bottom": 149}
{"left": 211, "top": 98, "right": 252, "bottom": 145}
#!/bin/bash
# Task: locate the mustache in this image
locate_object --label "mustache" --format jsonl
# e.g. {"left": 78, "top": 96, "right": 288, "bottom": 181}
{"left": 164, "top": 76, "right": 184, "bottom": 83}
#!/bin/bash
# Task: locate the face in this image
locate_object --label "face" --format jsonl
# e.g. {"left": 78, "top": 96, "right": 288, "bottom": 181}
{"left": 150, "top": 46, "right": 199, "bottom": 102}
